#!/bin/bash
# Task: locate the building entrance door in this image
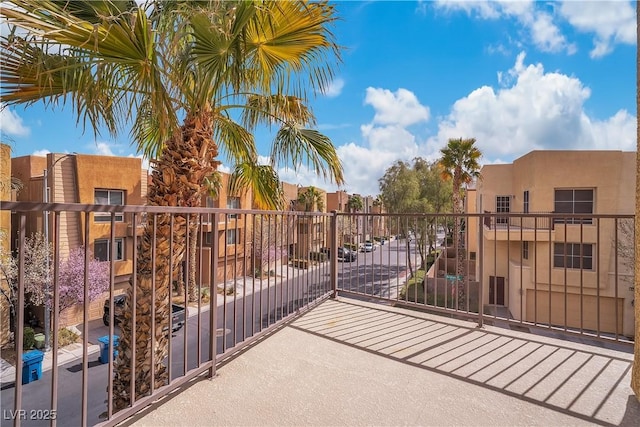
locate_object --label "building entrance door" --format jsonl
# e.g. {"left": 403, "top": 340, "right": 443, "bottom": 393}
{"left": 489, "top": 276, "right": 505, "bottom": 305}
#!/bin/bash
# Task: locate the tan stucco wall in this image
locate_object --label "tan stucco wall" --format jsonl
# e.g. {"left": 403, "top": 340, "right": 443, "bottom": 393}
{"left": 0, "top": 144, "right": 12, "bottom": 344}
{"left": 478, "top": 150, "right": 636, "bottom": 337}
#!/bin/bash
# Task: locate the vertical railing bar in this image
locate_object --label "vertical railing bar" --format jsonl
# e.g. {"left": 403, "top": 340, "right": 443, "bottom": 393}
{"left": 251, "top": 214, "right": 256, "bottom": 335}
{"left": 242, "top": 213, "right": 248, "bottom": 342}
{"left": 597, "top": 217, "right": 602, "bottom": 338}
{"left": 130, "top": 210, "right": 138, "bottom": 408}
{"left": 478, "top": 212, "right": 484, "bottom": 328}
{"left": 232, "top": 214, "right": 238, "bottom": 348}
{"left": 209, "top": 211, "right": 219, "bottom": 377}
{"left": 14, "top": 213, "right": 26, "bottom": 427}
{"left": 465, "top": 214, "right": 470, "bottom": 313}
{"left": 222, "top": 215, "right": 228, "bottom": 351}
{"left": 197, "top": 213, "right": 204, "bottom": 367}
{"left": 563, "top": 217, "right": 568, "bottom": 332}
{"left": 505, "top": 213, "right": 510, "bottom": 318}
{"left": 183, "top": 215, "right": 189, "bottom": 373}
{"left": 493, "top": 213, "right": 497, "bottom": 315}
{"left": 580, "top": 219, "right": 584, "bottom": 335}
{"left": 258, "top": 213, "right": 264, "bottom": 331}
{"left": 107, "top": 213, "right": 116, "bottom": 419}
{"left": 279, "top": 213, "right": 285, "bottom": 317}
{"left": 546, "top": 215, "right": 551, "bottom": 329}
{"left": 50, "top": 212, "right": 61, "bottom": 427}
{"left": 519, "top": 214, "right": 524, "bottom": 325}
{"left": 150, "top": 214, "right": 157, "bottom": 391}
{"left": 284, "top": 213, "right": 291, "bottom": 315}
{"left": 613, "top": 217, "right": 619, "bottom": 339}
{"left": 81, "top": 213, "right": 90, "bottom": 427}
{"left": 266, "top": 214, "right": 272, "bottom": 325}
{"left": 167, "top": 215, "right": 174, "bottom": 381}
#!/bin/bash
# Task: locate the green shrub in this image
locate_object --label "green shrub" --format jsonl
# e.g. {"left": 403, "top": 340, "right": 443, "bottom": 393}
{"left": 58, "top": 328, "right": 79, "bottom": 347}
{"left": 23, "top": 327, "right": 35, "bottom": 350}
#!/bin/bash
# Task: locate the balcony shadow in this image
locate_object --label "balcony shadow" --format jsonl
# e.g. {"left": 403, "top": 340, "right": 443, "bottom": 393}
{"left": 290, "top": 299, "right": 639, "bottom": 427}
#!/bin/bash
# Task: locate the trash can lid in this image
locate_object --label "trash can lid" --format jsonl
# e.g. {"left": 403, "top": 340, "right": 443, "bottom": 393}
{"left": 22, "top": 350, "right": 44, "bottom": 363}
{"left": 97, "top": 335, "right": 120, "bottom": 345}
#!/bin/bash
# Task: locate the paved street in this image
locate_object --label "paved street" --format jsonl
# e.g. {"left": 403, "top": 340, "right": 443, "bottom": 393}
{"left": 1, "top": 240, "right": 415, "bottom": 426}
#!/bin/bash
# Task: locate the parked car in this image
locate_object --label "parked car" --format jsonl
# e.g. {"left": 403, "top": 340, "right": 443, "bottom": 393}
{"left": 103, "top": 294, "right": 186, "bottom": 332}
{"left": 321, "top": 246, "right": 356, "bottom": 262}
{"left": 362, "top": 241, "right": 375, "bottom": 252}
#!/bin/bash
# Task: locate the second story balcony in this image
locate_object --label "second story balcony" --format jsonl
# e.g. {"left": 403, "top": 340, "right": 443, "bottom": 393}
{"left": 0, "top": 203, "right": 636, "bottom": 426}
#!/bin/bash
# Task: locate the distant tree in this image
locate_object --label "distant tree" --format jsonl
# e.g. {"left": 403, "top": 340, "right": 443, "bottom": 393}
{"left": 347, "top": 195, "right": 363, "bottom": 213}
{"left": 438, "top": 137, "right": 482, "bottom": 310}
{"left": 253, "top": 216, "right": 287, "bottom": 277}
{"left": 58, "top": 247, "right": 109, "bottom": 314}
{"left": 0, "top": 232, "right": 52, "bottom": 332}
{"left": 298, "top": 186, "right": 324, "bottom": 212}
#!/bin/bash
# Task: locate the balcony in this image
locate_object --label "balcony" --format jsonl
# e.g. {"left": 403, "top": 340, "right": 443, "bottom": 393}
{"left": 0, "top": 203, "right": 636, "bottom": 426}
{"left": 134, "top": 298, "right": 637, "bottom": 426}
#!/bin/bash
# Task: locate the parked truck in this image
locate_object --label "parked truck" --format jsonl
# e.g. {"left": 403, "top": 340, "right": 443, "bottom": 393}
{"left": 103, "top": 294, "right": 186, "bottom": 332}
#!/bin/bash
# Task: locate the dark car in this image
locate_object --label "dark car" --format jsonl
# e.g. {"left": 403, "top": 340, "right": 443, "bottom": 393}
{"left": 319, "top": 247, "right": 357, "bottom": 262}
{"left": 103, "top": 294, "right": 186, "bottom": 332}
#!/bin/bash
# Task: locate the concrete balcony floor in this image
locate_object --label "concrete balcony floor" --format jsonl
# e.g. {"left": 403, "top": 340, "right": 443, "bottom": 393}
{"left": 127, "top": 298, "right": 639, "bottom": 427}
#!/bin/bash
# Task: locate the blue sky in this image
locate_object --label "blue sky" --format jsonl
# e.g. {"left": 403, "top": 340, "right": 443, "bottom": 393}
{"left": 1, "top": 0, "right": 636, "bottom": 197}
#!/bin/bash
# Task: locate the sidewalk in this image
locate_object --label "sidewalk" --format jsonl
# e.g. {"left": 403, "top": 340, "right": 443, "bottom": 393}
{"left": 0, "top": 342, "right": 101, "bottom": 384}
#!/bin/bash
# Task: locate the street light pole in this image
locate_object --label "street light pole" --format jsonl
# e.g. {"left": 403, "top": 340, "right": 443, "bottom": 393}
{"left": 42, "top": 153, "right": 75, "bottom": 351}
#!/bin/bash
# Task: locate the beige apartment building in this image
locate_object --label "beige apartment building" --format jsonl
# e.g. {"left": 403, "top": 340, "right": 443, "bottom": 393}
{"left": 11, "top": 153, "right": 148, "bottom": 325}
{"left": 477, "top": 150, "right": 635, "bottom": 337}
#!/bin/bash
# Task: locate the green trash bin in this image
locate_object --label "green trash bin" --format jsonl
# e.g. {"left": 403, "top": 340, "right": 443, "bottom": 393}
{"left": 22, "top": 350, "right": 44, "bottom": 384}
{"left": 34, "top": 333, "right": 45, "bottom": 349}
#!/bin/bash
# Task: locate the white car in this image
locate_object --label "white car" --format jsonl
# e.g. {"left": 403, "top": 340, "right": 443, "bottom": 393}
{"left": 362, "top": 241, "right": 375, "bottom": 252}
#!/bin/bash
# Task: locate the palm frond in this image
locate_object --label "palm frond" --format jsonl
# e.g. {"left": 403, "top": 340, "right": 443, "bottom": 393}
{"left": 229, "top": 162, "right": 284, "bottom": 210}
{"left": 241, "top": 94, "right": 315, "bottom": 131}
{"left": 271, "top": 126, "right": 344, "bottom": 185}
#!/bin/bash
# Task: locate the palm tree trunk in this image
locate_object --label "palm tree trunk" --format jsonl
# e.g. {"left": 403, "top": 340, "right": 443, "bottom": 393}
{"left": 631, "top": 0, "right": 640, "bottom": 401}
{"left": 113, "top": 107, "right": 219, "bottom": 411}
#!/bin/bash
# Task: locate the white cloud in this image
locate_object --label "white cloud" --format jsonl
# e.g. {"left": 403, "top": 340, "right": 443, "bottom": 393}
{"left": 32, "top": 149, "right": 50, "bottom": 157}
{"left": 294, "top": 53, "right": 635, "bottom": 196}
{"left": 321, "top": 78, "right": 345, "bottom": 98}
{"left": 92, "top": 142, "right": 115, "bottom": 156}
{"left": 559, "top": 0, "right": 636, "bottom": 58}
{"left": 0, "top": 104, "right": 30, "bottom": 137}
{"left": 364, "top": 87, "right": 430, "bottom": 127}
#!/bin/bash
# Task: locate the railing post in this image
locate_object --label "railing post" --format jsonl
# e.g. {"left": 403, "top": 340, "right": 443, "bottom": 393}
{"left": 478, "top": 211, "right": 484, "bottom": 328}
{"left": 209, "top": 212, "right": 219, "bottom": 378}
{"left": 330, "top": 210, "right": 338, "bottom": 298}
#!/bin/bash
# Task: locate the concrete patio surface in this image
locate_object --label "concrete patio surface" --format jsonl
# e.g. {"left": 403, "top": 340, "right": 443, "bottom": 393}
{"left": 126, "top": 298, "right": 639, "bottom": 427}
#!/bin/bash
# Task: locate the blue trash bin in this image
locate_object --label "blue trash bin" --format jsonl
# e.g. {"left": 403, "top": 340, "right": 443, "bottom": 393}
{"left": 22, "top": 350, "right": 44, "bottom": 384}
{"left": 97, "top": 335, "right": 119, "bottom": 364}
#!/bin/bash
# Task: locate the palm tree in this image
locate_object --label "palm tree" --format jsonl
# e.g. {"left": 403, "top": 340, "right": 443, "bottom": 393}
{"left": 1, "top": 0, "right": 344, "bottom": 410}
{"left": 297, "top": 186, "right": 324, "bottom": 212}
{"left": 438, "top": 137, "right": 482, "bottom": 310}
{"left": 347, "top": 194, "right": 363, "bottom": 212}
{"left": 631, "top": 0, "right": 640, "bottom": 401}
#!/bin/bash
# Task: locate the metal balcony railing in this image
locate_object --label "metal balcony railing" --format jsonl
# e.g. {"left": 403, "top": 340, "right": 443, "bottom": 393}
{"left": 0, "top": 203, "right": 634, "bottom": 426}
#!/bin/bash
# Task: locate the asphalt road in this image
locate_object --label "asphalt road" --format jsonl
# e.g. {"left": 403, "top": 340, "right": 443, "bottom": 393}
{"left": 0, "top": 240, "right": 416, "bottom": 427}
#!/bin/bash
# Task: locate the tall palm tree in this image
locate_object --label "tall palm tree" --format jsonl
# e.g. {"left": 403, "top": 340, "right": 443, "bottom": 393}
{"left": 1, "top": 0, "right": 344, "bottom": 410}
{"left": 438, "top": 137, "right": 481, "bottom": 310}
{"left": 631, "top": 0, "right": 640, "bottom": 401}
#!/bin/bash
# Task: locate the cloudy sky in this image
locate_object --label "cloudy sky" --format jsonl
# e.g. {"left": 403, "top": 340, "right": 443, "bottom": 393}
{"left": 1, "top": 1, "right": 636, "bottom": 197}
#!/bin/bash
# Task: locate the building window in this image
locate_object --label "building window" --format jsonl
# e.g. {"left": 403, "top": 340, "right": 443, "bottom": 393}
{"left": 227, "top": 197, "right": 240, "bottom": 219}
{"left": 553, "top": 243, "right": 593, "bottom": 270}
{"left": 206, "top": 196, "right": 217, "bottom": 208}
{"left": 95, "top": 190, "right": 124, "bottom": 222}
{"left": 522, "top": 241, "right": 529, "bottom": 260}
{"left": 523, "top": 191, "right": 529, "bottom": 214}
{"left": 95, "top": 238, "right": 124, "bottom": 261}
{"left": 226, "top": 229, "right": 237, "bottom": 245}
{"left": 203, "top": 232, "right": 213, "bottom": 246}
{"left": 496, "top": 196, "right": 510, "bottom": 224}
{"left": 554, "top": 189, "right": 593, "bottom": 224}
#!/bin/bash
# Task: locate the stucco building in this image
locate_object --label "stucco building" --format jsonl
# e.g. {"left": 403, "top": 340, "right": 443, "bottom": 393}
{"left": 477, "top": 150, "right": 635, "bottom": 337}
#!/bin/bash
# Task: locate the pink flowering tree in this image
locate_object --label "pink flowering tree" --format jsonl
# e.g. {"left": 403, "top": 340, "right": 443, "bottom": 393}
{"left": 252, "top": 215, "right": 287, "bottom": 277}
{"left": 58, "top": 247, "right": 109, "bottom": 314}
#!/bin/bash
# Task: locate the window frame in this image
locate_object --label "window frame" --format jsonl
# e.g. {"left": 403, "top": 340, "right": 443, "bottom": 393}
{"left": 94, "top": 189, "right": 125, "bottom": 222}
{"left": 554, "top": 189, "right": 594, "bottom": 225}
{"left": 495, "top": 195, "right": 510, "bottom": 224}
{"left": 553, "top": 242, "right": 594, "bottom": 270}
{"left": 226, "top": 196, "right": 241, "bottom": 219}
{"left": 522, "top": 241, "right": 529, "bottom": 260}
{"left": 226, "top": 229, "right": 237, "bottom": 245}
{"left": 523, "top": 190, "right": 529, "bottom": 214}
{"left": 95, "top": 237, "right": 125, "bottom": 262}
